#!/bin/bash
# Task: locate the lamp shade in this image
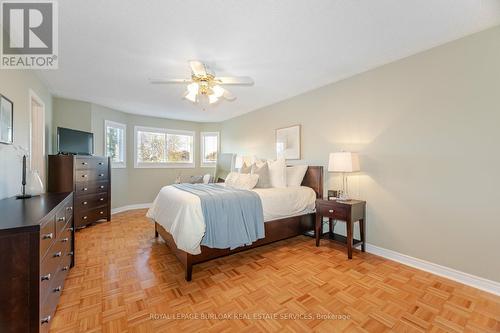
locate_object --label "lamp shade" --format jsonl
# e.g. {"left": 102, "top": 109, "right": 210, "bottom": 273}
{"left": 328, "top": 152, "right": 360, "bottom": 172}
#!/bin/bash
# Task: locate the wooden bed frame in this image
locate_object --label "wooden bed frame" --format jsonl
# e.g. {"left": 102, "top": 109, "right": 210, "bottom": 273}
{"left": 154, "top": 166, "right": 323, "bottom": 281}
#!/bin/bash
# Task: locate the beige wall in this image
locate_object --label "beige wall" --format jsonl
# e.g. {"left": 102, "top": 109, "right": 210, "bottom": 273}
{"left": 220, "top": 26, "right": 500, "bottom": 282}
{"left": 53, "top": 97, "right": 221, "bottom": 208}
{"left": 0, "top": 71, "right": 53, "bottom": 199}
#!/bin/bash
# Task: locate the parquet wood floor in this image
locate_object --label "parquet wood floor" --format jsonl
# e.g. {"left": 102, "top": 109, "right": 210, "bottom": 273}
{"left": 50, "top": 209, "right": 500, "bottom": 333}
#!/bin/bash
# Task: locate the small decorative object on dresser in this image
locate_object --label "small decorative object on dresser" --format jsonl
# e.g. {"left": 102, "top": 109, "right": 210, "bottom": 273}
{"left": 276, "top": 124, "right": 301, "bottom": 159}
{"left": 328, "top": 152, "right": 360, "bottom": 200}
{"left": 315, "top": 198, "right": 366, "bottom": 259}
{"left": 48, "top": 155, "right": 111, "bottom": 228}
{"left": 0, "top": 192, "right": 74, "bottom": 333}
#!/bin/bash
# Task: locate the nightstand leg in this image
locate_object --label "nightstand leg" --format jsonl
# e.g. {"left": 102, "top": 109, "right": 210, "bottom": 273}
{"left": 360, "top": 218, "right": 366, "bottom": 252}
{"left": 347, "top": 220, "right": 353, "bottom": 259}
{"left": 329, "top": 218, "right": 334, "bottom": 237}
{"left": 315, "top": 214, "right": 321, "bottom": 246}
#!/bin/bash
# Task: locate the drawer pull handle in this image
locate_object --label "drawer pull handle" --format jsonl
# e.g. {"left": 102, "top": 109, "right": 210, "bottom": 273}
{"left": 41, "top": 273, "right": 51, "bottom": 281}
{"left": 83, "top": 216, "right": 88, "bottom": 220}
{"left": 42, "top": 233, "right": 53, "bottom": 240}
{"left": 68, "top": 251, "right": 74, "bottom": 257}
{"left": 82, "top": 162, "right": 88, "bottom": 165}
{"left": 61, "top": 237, "right": 69, "bottom": 242}
{"left": 328, "top": 209, "right": 334, "bottom": 213}
{"left": 53, "top": 251, "right": 62, "bottom": 258}
{"left": 41, "top": 316, "right": 51, "bottom": 324}
{"left": 82, "top": 174, "right": 88, "bottom": 178}
{"left": 62, "top": 266, "right": 69, "bottom": 271}
{"left": 99, "top": 173, "right": 104, "bottom": 177}
{"left": 100, "top": 185, "right": 105, "bottom": 189}
{"left": 53, "top": 286, "right": 62, "bottom": 292}
{"left": 83, "top": 201, "right": 88, "bottom": 205}
{"left": 99, "top": 198, "right": 104, "bottom": 201}
{"left": 58, "top": 216, "right": 65, "bottom": 222}
{"left": 83, "top": 187, "right": 88, "bottom": 191}
{"left": 100, "top": 211, "right": 104, "bottom": 215}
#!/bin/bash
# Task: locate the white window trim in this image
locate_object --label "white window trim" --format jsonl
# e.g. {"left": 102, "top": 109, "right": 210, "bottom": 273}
{"left": 200, "top": 131, "right": 220, "bottom": 168}
{"left": 104, "top": 120, "right": 127, "bottom": 168}
{"left": 134, "top": 125, "right": 195, "bottom": 169}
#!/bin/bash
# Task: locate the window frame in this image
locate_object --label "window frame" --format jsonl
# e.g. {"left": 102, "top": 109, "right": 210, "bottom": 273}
{"left": 134, "top": 125, "right": 195, "bottom": 169}
{"left": 104, "top": 120, "right": 127, "bottom": 169}
{"left": 200, "top": 131, "right": 220, "bottom": 167}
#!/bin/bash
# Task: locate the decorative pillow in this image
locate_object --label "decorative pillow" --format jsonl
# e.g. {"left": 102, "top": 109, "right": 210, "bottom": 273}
{"left": 240, "top": 162, "right": 252, "bottom": 174}
{"left": 225, "top": 172, "right": 239, "bottom": 185}
{"left": 225, "top": 172, "right": 259, "bottom": 190}
{"left": 251, "top": 162, "right": 271, "bottom": 188}
{"left": 286, "top": 165, "right": 308, "bottom": 187}
{"left": 267, "top": 158, "right": 287, "bottom": 188}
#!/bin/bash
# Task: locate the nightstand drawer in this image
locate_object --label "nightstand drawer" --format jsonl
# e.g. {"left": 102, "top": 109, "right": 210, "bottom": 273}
{"left": 317, "top": 204, "right": 348, "bottom": 220}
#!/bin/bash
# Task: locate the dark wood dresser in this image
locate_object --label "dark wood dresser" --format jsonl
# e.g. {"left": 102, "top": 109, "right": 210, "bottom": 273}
{"left": 48, "top": 155, "right": 111, "bottom": 228}
{"left": 0, "top": 192, "right": 74, "bottom": 333}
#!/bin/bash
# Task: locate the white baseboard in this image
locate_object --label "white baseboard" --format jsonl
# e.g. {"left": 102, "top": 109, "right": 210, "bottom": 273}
{"left": 366, "top": 244, "right": 500, "bottom": 296}
{"left": 111, "top": 203, "right": 152, "bottom": 215}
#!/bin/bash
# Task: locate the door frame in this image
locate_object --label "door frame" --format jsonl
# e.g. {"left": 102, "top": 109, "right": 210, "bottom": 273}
{"left": 28, "top": 89, "right": 46, "bottom": 182}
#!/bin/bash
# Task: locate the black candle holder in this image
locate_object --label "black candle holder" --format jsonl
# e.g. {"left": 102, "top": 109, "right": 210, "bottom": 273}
{"left": 16, "top": 155, "right": 33, "bottom": 199}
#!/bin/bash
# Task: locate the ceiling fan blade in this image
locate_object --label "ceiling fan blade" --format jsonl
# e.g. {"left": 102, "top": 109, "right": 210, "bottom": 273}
{"left": 216, "top": 76, "right": 254, "bottom": 85}
{"left": 149, "top": 78, "right": 191, "bottom": 84}
{"left": 189, "top": 60, "right": 207, "bottom": 77}
{"left": 222, "top": 88, "right": 237, "bottom": 101}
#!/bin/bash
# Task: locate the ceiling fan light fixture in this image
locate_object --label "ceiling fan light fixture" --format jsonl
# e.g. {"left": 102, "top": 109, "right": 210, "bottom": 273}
{"left": 187, "top": 82, "right": 199, "bottom": 94}
{"left": 208, "top": 95, "right": 219, "bottom": 104}
{"left": 184, "top": 91, "right": 197, "bottom": 103}
{"left": 212, "top": 85, "right": 225, "bottom": 98}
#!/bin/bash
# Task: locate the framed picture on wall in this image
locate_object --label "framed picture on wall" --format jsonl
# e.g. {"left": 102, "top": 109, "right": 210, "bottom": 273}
{"left": 0, "top": 94, "right": 13, "bottom": 144}
{"left": 276, "top": 124, "right": 301, "bottom": 160}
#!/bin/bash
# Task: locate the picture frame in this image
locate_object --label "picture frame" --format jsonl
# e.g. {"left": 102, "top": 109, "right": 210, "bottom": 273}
{"left": 0, "top": 94, "right": 13, "bottom": 144}
{"left": 276, "top": 124, "right": 301, "bottom": 160}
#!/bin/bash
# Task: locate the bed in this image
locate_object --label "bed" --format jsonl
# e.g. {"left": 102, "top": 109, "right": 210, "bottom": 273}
{"left": 147, "top": 166, "right": 323, "bottom": 281}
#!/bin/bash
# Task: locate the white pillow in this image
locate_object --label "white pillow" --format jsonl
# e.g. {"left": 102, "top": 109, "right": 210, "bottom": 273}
{"left": 286, "top": 165, "right": 308, "bottom": 187}
{"left": 225, "top": 172, "right": 259, "bottom": 190}
{"left": 267, "top": 158, "right": 287, "bottom": 188}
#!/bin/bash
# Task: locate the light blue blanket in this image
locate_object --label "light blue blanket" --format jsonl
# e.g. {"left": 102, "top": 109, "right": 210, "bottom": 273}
{"left": 173, "top": 183, "right": 265, "bottom": 250}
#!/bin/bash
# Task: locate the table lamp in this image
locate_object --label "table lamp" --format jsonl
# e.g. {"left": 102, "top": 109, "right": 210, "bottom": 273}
{"left": 328, "top": 152, "right": 360, "bottom": 201}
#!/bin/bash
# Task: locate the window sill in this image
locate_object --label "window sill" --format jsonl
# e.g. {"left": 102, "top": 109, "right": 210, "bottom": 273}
{"left": 134, "top": 163, "right": 195, "bottom": 169}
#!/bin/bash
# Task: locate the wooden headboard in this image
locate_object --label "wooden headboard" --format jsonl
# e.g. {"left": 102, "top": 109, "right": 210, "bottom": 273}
{"left": 301, "top": 166, "right": 323, "bottom": 199}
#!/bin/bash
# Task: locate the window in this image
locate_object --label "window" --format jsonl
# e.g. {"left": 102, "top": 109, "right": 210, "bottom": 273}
{"left": 134, "top": 126, "right": 195, "bottom": 168}
{"left": 200, "top": 132, "right": 219, "bottom": 167}
{"left": 104, "top": 120, "right": 126, "bottom": 168}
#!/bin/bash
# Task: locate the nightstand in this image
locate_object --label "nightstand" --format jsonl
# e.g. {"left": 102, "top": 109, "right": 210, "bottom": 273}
{"left": 315, "top": 199, "right": 366, "bottom": 259}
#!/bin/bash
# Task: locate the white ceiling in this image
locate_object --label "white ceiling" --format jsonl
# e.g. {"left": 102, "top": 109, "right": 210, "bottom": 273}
{"left": 38, "top": 0, "right": 500, "bottom": 122}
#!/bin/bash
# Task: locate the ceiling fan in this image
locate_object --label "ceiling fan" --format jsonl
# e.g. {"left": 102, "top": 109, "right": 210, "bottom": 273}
{"left": 150, "top": 60, "right": 254, "bottom": 106}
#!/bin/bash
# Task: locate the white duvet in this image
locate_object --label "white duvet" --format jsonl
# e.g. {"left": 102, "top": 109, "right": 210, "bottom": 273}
{"left": 146, "top": 185, "right": 316, "bottom": 255}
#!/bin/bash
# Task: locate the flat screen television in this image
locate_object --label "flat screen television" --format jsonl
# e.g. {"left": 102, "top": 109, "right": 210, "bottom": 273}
{"left": 57, "top": 127, "right": 94, "bottom": 155}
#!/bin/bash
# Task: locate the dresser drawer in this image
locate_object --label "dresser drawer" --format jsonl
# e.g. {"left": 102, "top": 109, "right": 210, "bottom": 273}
{"left": 75, "top": 156, "right": 108, "bottom": 170}
{"left": 75, "top": 169, "right": 109, "bottom": 182}
{"left": 74, "top": 180, "right": 108, "bottom": 196}
{"left": 40, "top": 217, "right": 56, "bottom": 260}
{"left": 39, "top": 264, "right": 67, "bottom": 333}
{"left": 75, "top": 206, "right": 109, "bottom": 228}
{"left": 317, "top": 204, "right": 349, "bottom": 220}
{"left": 39, "top": 239, "right": 64, "bottom": 303}
{"left": 75, "top": 192, "right": 108, "bottom": 210}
